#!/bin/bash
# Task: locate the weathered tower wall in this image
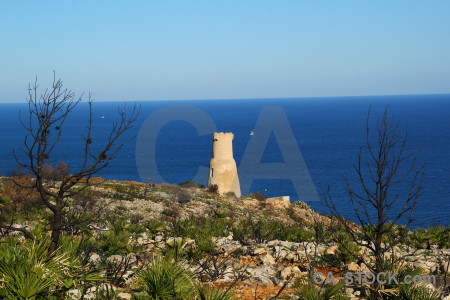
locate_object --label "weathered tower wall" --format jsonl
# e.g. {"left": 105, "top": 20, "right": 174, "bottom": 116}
{"left": 208, "top": 132, "right": 241, "bottom": 197}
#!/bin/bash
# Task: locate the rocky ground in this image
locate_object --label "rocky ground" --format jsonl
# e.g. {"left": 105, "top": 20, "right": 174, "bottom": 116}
{"left": 1, "top": 177, "right": 449, "bottom": 299}
{"left": 83, "top": 179, "right": 450, "bottom": 299}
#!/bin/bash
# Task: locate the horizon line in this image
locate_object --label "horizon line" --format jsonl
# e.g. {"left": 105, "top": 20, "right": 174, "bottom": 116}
{"left": 1, "top": 92, "right": 449, "bottom": 104}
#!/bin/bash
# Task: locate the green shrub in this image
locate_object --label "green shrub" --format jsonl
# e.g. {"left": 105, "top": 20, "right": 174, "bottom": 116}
{"left": 95, "top": 217, "right": 134, "bottom": 255}
{"left": 322, "top": 232, "right": 360, "bottom": 268}
{"left": 248, "top": 192, "right": 266, "bottom": 201}
{"left": 224, "top": 191, "right": 238, "bottom": 201}
{"left": 0, "top": 241, "right": 67, "bottom": 299}
{"left": 207, "top": 184, "right": 219, "bottom": 194}
{"left": 112, "top": 184, "right": 140, "bottom": 201}
{"left": 292, "top": 200, "right": 311, "bottom": 210}
{"left": 0, "top": 195, "right": 10, "bottom": 206}
{"left": 0, "top": 236, "right": 101, "bottom": 299}
{"left": 138, "top": 255, "right": 194, "bottom": 300}
{"left": 196, "top": 284, "right": 237, "bottom": 300}
{"left": 145, "top": 220, "right": 166, "bottom": 238}
{"left": 212, "top": 207, "right": 229, "bottom": 219}
{"left": 281, "top": 226, "right": 312, "bottom": 242}
{"left": 175, "top": 191, "right": 192, "bottom": 204}
{"left": 427, "top": 225, "right": 450, "bottom": 248}
{"left": 231, "top": 218, "right": 305, "bottom": 244}
{"left": 170, "top": 217, "right": 230, "bottom": 241}
{"left": 97, "top": 230, "right": 130, "bottom": 255}
{"left": 396, "top": 284, "right": 442, "bottom": 300}
{"left": 294, "top": 277, "right": 349, "bottom": 300}
{"left": 230, "top": 220, "right": 252, "bottom": 245}
{"left": 178, "top": 180, "right": 204, "bottom": 188}
{"left": 365, "top": 263, "right": 442, "bottom": 300}
{"left": 231, "top": 218, "right": 277, "bottom": 244}
{"left": 409, "top": 227, "right": 430, "bottom": 249}
{"left": 407, "top": 226, "right": 450, "bottom": 249}
{"left": 168, "top": 217, "right": 231, "bottom": 261}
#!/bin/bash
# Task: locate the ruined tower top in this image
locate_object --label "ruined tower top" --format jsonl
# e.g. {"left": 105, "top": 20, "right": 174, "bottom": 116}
{"left": 212, "top": 132, "right": 234, "bottom": 159}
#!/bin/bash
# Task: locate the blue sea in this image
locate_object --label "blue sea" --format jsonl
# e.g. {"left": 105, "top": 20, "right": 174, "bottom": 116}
{"left": 1, "top": 94, "right": 449, "bottom": 228}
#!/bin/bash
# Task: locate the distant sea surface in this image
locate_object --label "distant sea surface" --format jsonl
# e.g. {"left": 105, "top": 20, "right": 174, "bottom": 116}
{"left": 1, "top": 94, "right": 449, "bottom": 228}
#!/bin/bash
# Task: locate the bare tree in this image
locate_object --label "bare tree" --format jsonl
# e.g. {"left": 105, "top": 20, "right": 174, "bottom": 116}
{"left": 300, "top": 213, "right": 332, "bottom": 281}
{"left": 325, "top": 108, "right": 424, "bottom": 275}
{"left": 12, "top": 73, "right": 140, "bottom": 252}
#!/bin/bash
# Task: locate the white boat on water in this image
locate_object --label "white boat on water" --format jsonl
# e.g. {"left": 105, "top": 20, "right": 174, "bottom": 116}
{"left": 250, "top": 130, "right": 254, "bottom": 136}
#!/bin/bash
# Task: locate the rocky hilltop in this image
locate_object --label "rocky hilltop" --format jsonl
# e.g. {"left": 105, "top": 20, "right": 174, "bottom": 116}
{"left": 0, "top": 177, "right": 448, "bottom": 299}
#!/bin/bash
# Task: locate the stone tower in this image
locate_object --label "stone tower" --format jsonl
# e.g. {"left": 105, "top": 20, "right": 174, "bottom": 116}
{"left": 208, "top": 132, "right": 241, "bottom": 197}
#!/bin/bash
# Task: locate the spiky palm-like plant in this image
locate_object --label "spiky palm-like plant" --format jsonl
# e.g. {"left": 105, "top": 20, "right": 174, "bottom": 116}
{"left": 365, "top": 264, "right": 443, "bottom": 300}
{"left": 396, "top": 284, "right": 442, "bottom": 300}
{"left": 294, "top": 278, "right": 349, "bottom": 300}
{"left": 139, "top": 255, "right": 194, "bottom": 300}
{"left": 0, "top": 235, "right": 102, "bottom": 300}
{"left": 196, "top": 284, "right": 237, "bottom": 300}
{"left": 0, "top": 240, "right": 70, "bottom": 299}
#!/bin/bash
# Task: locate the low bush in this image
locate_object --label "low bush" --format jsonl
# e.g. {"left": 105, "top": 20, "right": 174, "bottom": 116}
{"left": 196, "top": 284, "right": 237, "bottom": 300}
{"left": 364, "top": 264, "right": 443, "bottom": 300}
{"left": 407, "top": 225, "right": 450, "bottom": 249}
{"left": 178, "top": 180, "right": 205, "bottom": 189}
{"left": 322, "top": 232, "right": 360, "bottom": 268}
{"left": 232, "top": 217, "right": 295, "bottom": 244}
{"left": 207, "top": 184, "right": 219, "bottom": 194}
{"left": 293, "top": 276, "right": 349, "bottom": 300}
{"left": 248, "top": 192, "right": 266, "bottom": 202}
{"left": 224, "top": 191, "right": 238, "bottom": 201}
{"left": 175, "top": 191, "right": 192, "bottom": 205}
{"left": 138, "top": 255, "right": 194, "bottom": 300}
{"left": 95, "top": 217, "right": 135, "bottom": 255}
{"left": 0, "top": 235, "right": 102, "bottom": 299}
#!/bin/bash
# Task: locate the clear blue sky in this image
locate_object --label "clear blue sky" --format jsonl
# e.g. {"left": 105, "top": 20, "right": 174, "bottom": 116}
{"left": 1, "top": 0, "right": 449, "bottom": 102}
